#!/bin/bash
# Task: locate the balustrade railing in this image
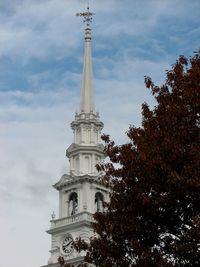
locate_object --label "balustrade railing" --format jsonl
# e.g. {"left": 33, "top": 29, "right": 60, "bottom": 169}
{"left": 51, "top": 211, "right": 95, "bottom": 228}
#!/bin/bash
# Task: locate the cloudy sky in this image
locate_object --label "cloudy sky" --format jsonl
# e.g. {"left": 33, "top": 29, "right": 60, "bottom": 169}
{"left": 0, "top": 0, "right": 199, "bottom": 266}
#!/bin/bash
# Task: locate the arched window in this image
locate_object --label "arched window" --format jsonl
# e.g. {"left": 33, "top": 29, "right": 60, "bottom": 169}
{"left": 69, "top": 192, "right": 78, "bottom": 216}
{"left": 95, "top": 192, "right": 104, "bottom": 212}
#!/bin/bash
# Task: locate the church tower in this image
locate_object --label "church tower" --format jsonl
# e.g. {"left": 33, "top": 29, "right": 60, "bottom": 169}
{"left": 42, "top": 6, "right": 109, "bottom": 267}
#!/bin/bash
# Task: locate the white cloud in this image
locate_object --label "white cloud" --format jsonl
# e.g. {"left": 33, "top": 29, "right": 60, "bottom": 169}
{"left": 0, "top": 0, "right": 198, "bottom": 63}
{"left": 0, "top": 0, "right": 82, "bottom": 62}
{"left": 0, "top": 1, "right": 199, "bottom": 267}
{"left": 0, "top": 89, "right": 73, "bottom": 266}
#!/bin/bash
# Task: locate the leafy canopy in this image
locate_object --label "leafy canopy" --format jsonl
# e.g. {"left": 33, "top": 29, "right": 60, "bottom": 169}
{"left": 63, "top": 51, "right": 200, "bottom": 267}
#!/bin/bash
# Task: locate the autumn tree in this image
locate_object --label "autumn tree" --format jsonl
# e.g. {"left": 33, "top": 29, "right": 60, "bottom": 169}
{"left": 74, "top": 51, "right": 200, "bottom": 267}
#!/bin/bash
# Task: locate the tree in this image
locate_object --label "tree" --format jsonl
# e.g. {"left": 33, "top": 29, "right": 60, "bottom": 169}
{"left": 76, "top": 51, "right": 200, "bottom": 267}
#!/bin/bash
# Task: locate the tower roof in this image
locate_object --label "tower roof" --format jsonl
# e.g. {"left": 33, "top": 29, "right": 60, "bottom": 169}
{"left": 77, "top": 6, "right": 95, "bottom": 113}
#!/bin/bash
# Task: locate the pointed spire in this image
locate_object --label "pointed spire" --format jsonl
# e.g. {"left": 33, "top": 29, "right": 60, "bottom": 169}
{"left": 76, "top": 6, "right": 95, "bottom": 113}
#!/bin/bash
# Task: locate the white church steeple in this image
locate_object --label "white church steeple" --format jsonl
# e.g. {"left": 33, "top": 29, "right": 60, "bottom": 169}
{"left": 67, "top": 7, "right": 104, "bottom": 175}
{"left": 42, "top": 6, "right": 110, "bottom": 267}
{"left": 78, "top": 6, "right": 95, "bottom": 113}
{"left": 80, "top": 24, "right": 94, "bottom": 112}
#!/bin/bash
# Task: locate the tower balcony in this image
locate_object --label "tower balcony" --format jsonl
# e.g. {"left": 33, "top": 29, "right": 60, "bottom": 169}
{"left": 48, "top": 211, "right": 95, "bottom": 233}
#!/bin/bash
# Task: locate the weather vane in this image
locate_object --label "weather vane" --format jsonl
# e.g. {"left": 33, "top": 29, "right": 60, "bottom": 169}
{"left": 76, "top": 3, "right": 95, "bottom": 27}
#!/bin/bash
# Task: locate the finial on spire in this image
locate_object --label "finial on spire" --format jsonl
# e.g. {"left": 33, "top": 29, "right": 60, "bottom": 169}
{"left": 51, "top": 211, "right": 55, "bottom": 220}
{"left": 76, "top": 4, "right": 95, "bottom": 28}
